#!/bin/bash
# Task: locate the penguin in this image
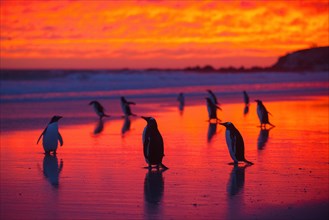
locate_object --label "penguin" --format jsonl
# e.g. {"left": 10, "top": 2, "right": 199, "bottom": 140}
{"left": 207, "top": 89, "right": 219, "bottom": 105}
{"left": 255, "top": 100, "right": 275, "bottom": 128}
{"left": 89, "top": 100, "right": 110, "bottom": 119}
{"left": 37, "top": 115, "right": 63, "bottom": 155}
{"left": 243, "top": 91, "right": 250, "bottom": 105}
{"left": 177, "top": 92, "right": 185, "bottom": 112}
{"left": 219, "top": 122, "right": 253, "bottom": 165}
{"left": 141, "top": 116, "right": 168, "bottom": 170}
{"left": 120, "top": 96, "right": 136, "bottom": 117}
{"left": 205, "top": 97, "right": 221, "bottom": 121}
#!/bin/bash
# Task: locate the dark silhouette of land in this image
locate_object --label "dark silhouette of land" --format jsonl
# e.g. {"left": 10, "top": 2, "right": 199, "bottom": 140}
{"left": 1, "top": 46, "right": 328, "bottom": 79}
{"left": 182, "top": 46, "right": 328, "bottom": 73}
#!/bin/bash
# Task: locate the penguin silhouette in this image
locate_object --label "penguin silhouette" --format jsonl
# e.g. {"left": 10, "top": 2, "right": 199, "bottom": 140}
{"left": 177, "top": 92, "right": 185, "bottom": 113}
{"left": 243, "top": 91, "right": 250, "bottom": 105}
{"left": 207, "top": 89, "right": 219, "bottom": 105}
{"left": 120, "top": 96, "right": 136, "bottom": 117}
{"left": 89, "top": 100, "right": 110, "bottom": 119}
{"left": 37, "top": 116, "right": 63, "bottom": 155}
{"left": 219, "top": 122, "right": 253, "bottom": 165}
{"left": 141, "top": 116, "right": 168, "bottom": 170}
{"left": 255, "top": 100, "right": 275, "bottom": 128}
{"left": 205, "top": 97, "right": 221, "bottom": 121}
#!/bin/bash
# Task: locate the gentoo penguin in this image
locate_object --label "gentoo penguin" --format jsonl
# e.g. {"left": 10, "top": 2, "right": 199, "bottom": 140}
{"left": 141, "top": 116, "right": 168, "bottom": 170}
{"left": 219, "top": 122, "right": 253, "bottom": 165}
{"left": 177, "top": 92, "right": 185, "bottom": 112}
{"left": 120, "top": 96, "right": 136, "bottom": 117}
{"left": 205, "top": 97, "right": 222, "bottom": 121}
{"left": 37, "top": 116, "right": 63, "bottom": 154}
{"left": 243, "top": 91, "right": 250, "bottom": 105}
{"left": 89, "top": 100, "right": 110, "bottom": 119}
{"left": 255, "top": 100, "right": 275, "bottom": 128}
{"left": 207, "top": 89, "right": 219, "bottom": 105}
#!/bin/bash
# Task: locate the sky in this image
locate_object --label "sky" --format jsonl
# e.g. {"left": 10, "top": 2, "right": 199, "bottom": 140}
{"left": 0, "top": 0, "right": 328, "bottom": 70}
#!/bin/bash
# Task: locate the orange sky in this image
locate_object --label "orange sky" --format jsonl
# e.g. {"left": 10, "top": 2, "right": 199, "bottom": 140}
{"left": 0, "top": 0, "right": 328, "bottom": 69}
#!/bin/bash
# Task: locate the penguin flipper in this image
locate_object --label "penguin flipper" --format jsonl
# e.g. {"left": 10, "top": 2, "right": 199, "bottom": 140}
{"left": 37, "top": 127, "right": 47, "bottom": 144}
{"left": 58, "top": 132, "right": 63, "bottom": 146}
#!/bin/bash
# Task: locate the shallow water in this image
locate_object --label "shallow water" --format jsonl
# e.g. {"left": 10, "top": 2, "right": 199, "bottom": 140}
{"left": 1, "top": 94, "right": 328, "bottom": 219}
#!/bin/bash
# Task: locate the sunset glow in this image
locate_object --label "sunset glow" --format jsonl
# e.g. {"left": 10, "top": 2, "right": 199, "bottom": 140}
{"left": 1, "top": 0, "right": 328, "bottom": 69}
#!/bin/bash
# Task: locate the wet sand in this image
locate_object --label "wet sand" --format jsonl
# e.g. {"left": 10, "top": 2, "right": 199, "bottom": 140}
{"left": 0, "top": 95, "right": 328, "bottom": 219}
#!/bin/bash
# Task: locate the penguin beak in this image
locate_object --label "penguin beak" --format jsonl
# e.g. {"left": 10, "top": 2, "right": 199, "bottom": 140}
{"left": 141, "top": 116, "right": 149, "bottom": 121}
{"left": 218, "top": 122, "right": 225, "bottom": 126}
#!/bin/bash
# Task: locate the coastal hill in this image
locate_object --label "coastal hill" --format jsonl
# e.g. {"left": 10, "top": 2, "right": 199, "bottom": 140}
{"left": 183, "top": 46, "right": 329, "bottom": 73}
{"left": 271, "top": 46, "right": 329, "bottom": 71}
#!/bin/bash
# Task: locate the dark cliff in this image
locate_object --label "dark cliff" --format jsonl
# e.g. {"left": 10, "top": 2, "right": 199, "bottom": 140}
{"left": 271, "top": 46, "right": 329, "bottom": 71}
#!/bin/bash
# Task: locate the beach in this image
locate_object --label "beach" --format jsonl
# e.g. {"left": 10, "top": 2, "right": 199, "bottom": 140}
{"left": 0, "top": 70, "right": 328, "bottom": 219}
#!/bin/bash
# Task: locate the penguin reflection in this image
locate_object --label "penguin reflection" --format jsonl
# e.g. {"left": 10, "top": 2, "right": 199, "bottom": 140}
{"left": 121, "top": 116, "right": 131, "bottom": 136}
{"left": 93, "top": 118, "right": 104, "bottom": 135}
{"left": 257, "top": 127, "right": 273, "bottom": 150}
{"left": 42, "top": 154, "right": 63, "bottom": 187}
{"left": 243, "top": 91, "right": 250, "bottom": 116}
{"left": 177, "top": 92, "right": 185, "bottom": 114}
{"left": 207, "top": 122, "right": 217, "bottom": 142}
{"left": 227, "top": 164, "right": 250, "bottom": 197}
{"left": 243, "top": 105, "right": 249, "bottom": 115}
{"left": 144, "top": 169, "right": 165, "bottom": 218}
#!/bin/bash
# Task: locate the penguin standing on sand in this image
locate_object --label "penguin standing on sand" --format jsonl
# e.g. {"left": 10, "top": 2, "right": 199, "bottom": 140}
{"left": 206, "top": 97, "right": 221, "bottom": 121}
{"left": 177, "top": 92, "right": 185, "bottom": 112}
{"left": 89, "top": 100, "right": 110, "bottom": 119}
{"left": 141, "top": 116, "right": 168, "bottom": 170}
{"left": 120, "top": 96, "right": 136, "bottom": 117}
{"left": 207, "top": 89, "right": 219, "bottom": 105}
{"left": 255, "top": 100, "right": 275, "bottom": 128}
{"left": 37, "top": 116, "right": 63, "bottom": 154}
{"left": 219, "top": 122, "right": 253, "bottom": 165}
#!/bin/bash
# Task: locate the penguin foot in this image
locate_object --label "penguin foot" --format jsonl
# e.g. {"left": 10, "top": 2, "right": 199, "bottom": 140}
{"left": 160, "top": 163, "right": 169, "bottom": 170}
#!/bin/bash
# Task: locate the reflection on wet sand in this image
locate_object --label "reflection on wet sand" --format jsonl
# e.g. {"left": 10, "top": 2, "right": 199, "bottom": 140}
{"left": 93, "top": 118, "right": 104, "bottom": 135}
{"left": 42, "top": 154, "right": 63, "bottom": 187}
{"left": 207, "top": 122, "right": 217, "bottom": 142}
{"left": 227, "top": 164, "right": 250, "bottom": 197}
{"left": 243, "top": 105, "right": 249, "bottom": 115}
{"left": 121, "top": 116, "right": 131, "bottom": 136}
{"left": 144, "top": 169, "right": 165, "bottom": 219}
{"left": 257, "top": 127, "right": 273, "bottom": 150}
